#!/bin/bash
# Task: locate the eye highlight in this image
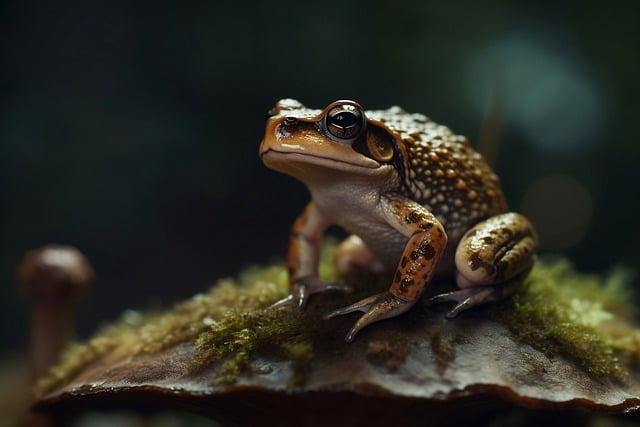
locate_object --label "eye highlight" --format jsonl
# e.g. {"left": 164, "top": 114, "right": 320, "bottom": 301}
{"left": 323, "top": 102, "right": 366, "bottom": 141}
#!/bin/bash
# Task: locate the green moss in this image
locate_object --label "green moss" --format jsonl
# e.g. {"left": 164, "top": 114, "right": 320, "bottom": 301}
{"left": 36, "top": 242, "right": 639, "bottom": 397}
{"left": 283, "top": 342, "right": 313, "bottom": 386}
{"left": 36, "top": 264, "right": 292, "bottom": 396}
{"left": 429, "top": 320, "right": 459, "bottom": 375}
{"left": 35, "top": 309, "right": 155, "bottom": 396}
{"left": 366, "top": 334, "right": 410, "bottom": 372}
{"left": 193, "top": 307, "right": 315, "bottom": 384}
{"left": 493, "top": 259, "right": 638, "bottom": 380}
{"left": 520, "top": 351, "right": 546, "bottom": 376}
{"left": 366, "top": 339, "right": 395, "bottom": 366}
{"left": 35, "top": 243, "right": 343, "bottom": 396}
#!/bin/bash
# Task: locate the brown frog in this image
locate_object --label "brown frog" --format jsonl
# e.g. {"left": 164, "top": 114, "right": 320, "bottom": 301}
{"left": 259, "top": 99, "right": 538, "bottom": 342}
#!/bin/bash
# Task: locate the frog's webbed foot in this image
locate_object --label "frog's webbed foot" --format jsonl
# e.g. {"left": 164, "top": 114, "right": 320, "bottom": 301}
{"left": 270, "top": 276, "right": 352, "bottom": 310}
{"left": 425, "top": 281, "right": 519, "bottom": 318}
{"left": 324, "top": 291, "right": 413, "bottom": 342}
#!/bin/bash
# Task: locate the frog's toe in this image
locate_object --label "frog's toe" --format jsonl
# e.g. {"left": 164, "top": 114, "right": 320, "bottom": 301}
{"left": 271, "top": 277, "right": 352, "bottom": 310}
{"left": 270, "top": 293, "right": 298, "bottom": 309}
{"left": 425, "top": 287, "right": 498, "bottom": 318}
{"left": 325, "top": 291, "right": 413, "bottom": 342}
{"left": 426, "top": 282, "right": 519, "bottom": 318}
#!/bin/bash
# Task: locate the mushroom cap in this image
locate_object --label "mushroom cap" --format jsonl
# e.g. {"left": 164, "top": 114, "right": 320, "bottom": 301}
{"left": 18, "top": 245, "right": 94, "bottom": 303}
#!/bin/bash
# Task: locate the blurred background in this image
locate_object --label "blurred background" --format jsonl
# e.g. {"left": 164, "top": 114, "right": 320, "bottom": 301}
{"left": 1, "top": 0, "right": 639, "bottom": 396}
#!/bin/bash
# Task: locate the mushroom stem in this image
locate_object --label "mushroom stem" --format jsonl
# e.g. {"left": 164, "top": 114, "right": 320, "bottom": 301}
{"left": 19, "top": 245, "right": 94, "bottom": 426}
{"left": 27, "top": 302, "right": 75, "bottom": 386}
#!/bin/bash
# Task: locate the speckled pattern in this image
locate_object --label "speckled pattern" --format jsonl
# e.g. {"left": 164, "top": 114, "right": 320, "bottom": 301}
{"left": 366, "top": 107, "right": 508, "bottom": 233}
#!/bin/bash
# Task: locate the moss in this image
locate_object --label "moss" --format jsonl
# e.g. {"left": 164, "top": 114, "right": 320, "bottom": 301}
{"left": 35, "top": 309, "right": 154, "bottom": 396}
{"left": 36, "top": 265, "right": 292, "bottom": 396}
{"left": 283, "top": 342, "right": 313, "bottom": 386}
{"left": 35, "top": 243, "right": 343, "bottom": 396}
{"left": 520, "top": 351, "right": 547, "bottom": 376}
{"left": 36, "top": 242, "right": 639, "bottom": 397}
{"left": 367, "top": 340, "right": 396, "bottom": 367}
{"left": 429, "top": 320, "right": 459, "bottom": 375}
{"left": 492, "top": 259, "right": 638, "bottom": 380}
{"left": 193, "top": 307, "right": 315, "bottom": 384}
{"left": 366, "top": 335, "right": 410, "bottom": 372}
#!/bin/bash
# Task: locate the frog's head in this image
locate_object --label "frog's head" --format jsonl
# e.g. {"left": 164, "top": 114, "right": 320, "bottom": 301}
{"left": 259, "top": 99, "right": 404, "bottom": 190}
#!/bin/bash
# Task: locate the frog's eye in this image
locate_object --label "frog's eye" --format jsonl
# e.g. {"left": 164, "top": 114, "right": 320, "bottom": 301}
{"left": 323, "top": 103, "right": 366, "bottom": 141}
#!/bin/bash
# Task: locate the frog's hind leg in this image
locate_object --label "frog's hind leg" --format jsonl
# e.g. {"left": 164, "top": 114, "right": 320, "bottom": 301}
{"left": 333, "top": 235, "right": 388, "bottom": 277}
{"left": 426, "top": 212, "right": 538, "bottom": 318}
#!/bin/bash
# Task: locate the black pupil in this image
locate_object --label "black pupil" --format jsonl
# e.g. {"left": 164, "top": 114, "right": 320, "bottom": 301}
{"left": 331, "top": 111, "right": 358, "bottom": 127}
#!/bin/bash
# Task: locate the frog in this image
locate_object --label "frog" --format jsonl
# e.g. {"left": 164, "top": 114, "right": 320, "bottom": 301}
{"left": 259, "top": 99, "right": 538, "bottom": 342}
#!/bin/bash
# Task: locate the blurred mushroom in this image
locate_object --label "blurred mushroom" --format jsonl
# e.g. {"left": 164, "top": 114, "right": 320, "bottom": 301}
{"left": 19, "top": 245, "right": 94, "bottom": 390}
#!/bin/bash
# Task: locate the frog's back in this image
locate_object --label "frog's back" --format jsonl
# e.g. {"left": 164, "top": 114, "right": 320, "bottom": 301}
{"left": 367, "top": 107, "right": 508, "bottom": 238}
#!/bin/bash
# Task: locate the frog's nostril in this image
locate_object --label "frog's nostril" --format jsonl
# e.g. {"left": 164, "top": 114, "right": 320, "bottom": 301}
{"left": 284, "top": 116, "right": 298, "bottom": 126}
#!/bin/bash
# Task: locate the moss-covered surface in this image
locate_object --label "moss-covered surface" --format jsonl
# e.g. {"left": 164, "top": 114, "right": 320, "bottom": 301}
{"left": 192, "top": 307, "right": 314, "bottom": 385}
{"left": 366, "top": 334, "right": 410, "bottom": 373}
{"left": 36, "top": 243, "right": 640, "bottom": 399}
{"left": 491, "top": 260, "right": 638, "bottom": 380}
{"left": 429, "top": 320, "right": 465, "bottom": 376}
{"left": 35, "top": 244, "right": 338, "bottom": 396}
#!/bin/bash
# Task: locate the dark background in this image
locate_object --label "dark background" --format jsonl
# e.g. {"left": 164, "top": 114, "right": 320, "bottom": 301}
{"left": 2, "top": 1, "right": 639, "bottom": 355}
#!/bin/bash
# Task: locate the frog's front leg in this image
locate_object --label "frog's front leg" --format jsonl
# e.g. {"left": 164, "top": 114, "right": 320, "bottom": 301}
{"left": 426, "top": 212, "right": 538, "bottom": 317}
{"left": 271, "top": 202, "right": 352, "bottom": 310}
{"left": 326, "top": 198, "right": 447, "bottom": 342}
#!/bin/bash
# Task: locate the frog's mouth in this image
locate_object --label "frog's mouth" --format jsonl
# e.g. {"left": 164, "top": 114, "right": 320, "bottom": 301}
{"left": 259, "top": 126, "right": 383, "bottom": 171}
{"left": 260, "top": 146, "right": 382, "bottom": 174}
